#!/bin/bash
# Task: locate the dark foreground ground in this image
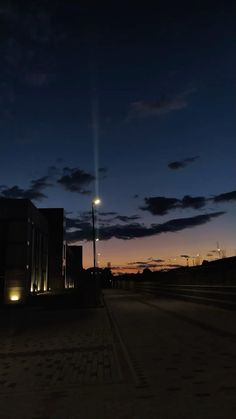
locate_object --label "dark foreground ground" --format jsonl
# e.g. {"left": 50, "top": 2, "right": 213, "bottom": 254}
{"left": 1, "top": 289, "right": 236, "bottom": 419}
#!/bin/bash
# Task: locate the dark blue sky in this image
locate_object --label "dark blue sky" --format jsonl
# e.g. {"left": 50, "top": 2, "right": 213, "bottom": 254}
{"left": 0, "top": 1, "right": 235, "bottom": 271}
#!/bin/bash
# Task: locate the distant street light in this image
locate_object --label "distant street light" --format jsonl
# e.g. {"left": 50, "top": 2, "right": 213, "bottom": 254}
{"left": 92, "top": 198, "right": 101, "bottom": 273}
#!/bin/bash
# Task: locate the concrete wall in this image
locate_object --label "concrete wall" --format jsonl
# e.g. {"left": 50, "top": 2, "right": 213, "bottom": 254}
{"left": 65, "top": 245, "right": 83, "bottom": 288}
{"left": 40, "top": 208, "right": 64, "bottom": 290}
{"left": 0, "top": 199, "right": 48, "bottom": 303}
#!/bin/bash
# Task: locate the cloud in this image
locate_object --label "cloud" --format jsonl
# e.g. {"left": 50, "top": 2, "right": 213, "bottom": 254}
{"left": 149, "top": 212, "right": 225, "bottom": 236}
{"left": 212, "top": 191, "right": 236, "bottom": 203}
{"left": 141, "top": 194, "right": 207, "bottom": 215}
{"left": 66, "top": 211, "right": 225, "bottom": 242}
{"left": 31, "top": 176, "right": 52, "bottom": 190}
{"left": 141, "top": 197, "right": 179, "bottom": 215}
{"left": 168, "top": 156, "right": 199, "bottom": 170}
{"left": 128, "top": 89, "right": 195, "bottom": 120}
{"left": 98, "top": 212, "right": 141, "bottom": 224}
{"left": 115, "top": 261, "right": 183, "bottom": 272}
{"left": 114, "top": 215, "right": 141, "bottom": 222}
{"left": 57, "top": 167, "right": 94, "bottom": 194}
{"left": 0, "top": 175, "right": 52, "bottom": 201}
{"left": 99, "top": 212, "right": 117, "bottom": 217}
{"left": 65, "top": 212, "right": 92, "bottom": 229}
{"left": 128, "top": 259, "right": 167, "bottom": 270}
{"left": 142, "top": 189, "right": 236, "bottom": 216}
{"left": 181, "top": 195, "right": 206, "bottom": 209}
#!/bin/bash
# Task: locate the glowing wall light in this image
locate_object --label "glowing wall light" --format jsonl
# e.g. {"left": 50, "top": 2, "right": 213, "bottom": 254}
{"left": 10, "top": 294, "right": 20, "bottom": 301}
{"left": 9, "top": 290, "right": 21, "bottom": 302}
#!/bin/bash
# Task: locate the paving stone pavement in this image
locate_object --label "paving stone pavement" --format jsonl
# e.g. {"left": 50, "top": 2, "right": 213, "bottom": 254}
{"left": 0, "top": 306, "right": 125, "bottom": 418}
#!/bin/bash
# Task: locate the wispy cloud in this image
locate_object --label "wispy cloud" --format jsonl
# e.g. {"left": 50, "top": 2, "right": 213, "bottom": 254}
{"left": 168, "top": 156, "right": 199, "bottom": 170}
{"left": 128, "top": 260, "right": 183, "bottom": 270}
{"left": 113, "top": 215, "right": 141, "bottom": 222}
{"left": 127, "top": 89, "right": 196, "bottom": 120}
{"left": 98, "top": 212, "right": 141, "bottom": 224}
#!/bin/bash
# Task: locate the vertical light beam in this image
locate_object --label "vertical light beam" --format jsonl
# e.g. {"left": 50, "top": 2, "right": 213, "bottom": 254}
{"left": 91, "top": 90, "right": 99, "bottom": 199}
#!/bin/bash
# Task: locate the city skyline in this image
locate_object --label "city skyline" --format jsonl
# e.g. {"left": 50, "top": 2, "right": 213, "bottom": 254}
{"left": 0, "top": 1, "right": 235, "bottom": 273}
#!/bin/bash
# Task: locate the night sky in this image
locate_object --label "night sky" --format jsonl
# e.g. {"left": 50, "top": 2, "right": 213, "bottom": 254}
{"left": 0, "top": 1, "right": 235, "bottom": 272}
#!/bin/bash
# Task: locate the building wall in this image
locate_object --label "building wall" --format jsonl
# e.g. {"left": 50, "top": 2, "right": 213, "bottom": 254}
{"left": 40, "top": 208, "right": 64, "bottom": 290}
{"left": 0, "top": 199, "right": 48, "bottom": 303}
{"left": 66, "top": 245, "right": 83, "bottom": 288}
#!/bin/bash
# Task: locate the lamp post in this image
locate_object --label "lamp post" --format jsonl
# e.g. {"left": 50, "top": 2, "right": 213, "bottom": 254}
{"left": 92, "top": 198, "right": 101, "bottom": 274}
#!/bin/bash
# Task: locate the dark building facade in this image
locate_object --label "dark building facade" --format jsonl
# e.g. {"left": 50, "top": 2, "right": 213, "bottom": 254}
{"left": 65, "top": 245, "right": 83, "bottom": 288}
{"left": 0, "top": 199, "right": 48, "bottom": 303}
{"left": 0, "top": 200, "right": 65, "bottom": 303}
{"left": 39, "top": 208, "right": 64, "bottom": 291}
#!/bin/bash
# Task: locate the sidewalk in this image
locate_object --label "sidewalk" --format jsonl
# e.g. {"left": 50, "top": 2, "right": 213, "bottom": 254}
{"left": 0, "top": 295, "right": 143, "bottom": 419}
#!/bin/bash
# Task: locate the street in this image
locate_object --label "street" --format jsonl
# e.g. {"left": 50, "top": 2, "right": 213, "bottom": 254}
{"left": 1, "top": 289, "right": 236, "bottom": 418}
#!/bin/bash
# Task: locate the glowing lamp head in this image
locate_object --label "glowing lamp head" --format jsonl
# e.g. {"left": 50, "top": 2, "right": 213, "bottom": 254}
{"left": 93, "top": 198, "right": 101, "bottom": 206}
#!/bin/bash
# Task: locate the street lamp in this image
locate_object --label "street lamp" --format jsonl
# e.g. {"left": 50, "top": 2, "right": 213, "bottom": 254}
{"left": 92, "top": 198, "right": 101, "bottom": 273}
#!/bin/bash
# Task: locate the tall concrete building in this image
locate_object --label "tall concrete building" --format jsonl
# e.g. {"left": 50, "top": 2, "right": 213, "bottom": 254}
{"left": 65, "top": 245, "right": 83, "bottom": 288}
{"left": 0, "top": 199, "right": 65, "bottom": 303}
{"left": 0, "top": 199, "right": 48, "bottom": 303}
{"left": 39, "top": 208, "right": 64, "bottom": 291}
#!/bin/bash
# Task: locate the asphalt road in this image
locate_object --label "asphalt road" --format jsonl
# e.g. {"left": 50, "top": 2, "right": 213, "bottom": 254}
{"left": 104, "top": 290, "right": 236, "bottom": 419}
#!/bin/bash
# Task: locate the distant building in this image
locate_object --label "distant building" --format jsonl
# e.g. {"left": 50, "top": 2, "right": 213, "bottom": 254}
{"left": 0, "top": 199, "right": 65, "bottom": 303}
{"left": 65, "top": 245, "right": 83, "bottom": 288}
